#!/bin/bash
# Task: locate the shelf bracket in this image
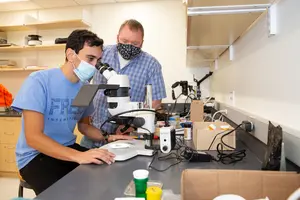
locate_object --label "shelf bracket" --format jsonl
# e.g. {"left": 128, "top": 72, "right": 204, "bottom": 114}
{"left": 229, "top": 45, "right": 234, "bottom": 61}
{"left": 268, "top": 4, "right": 277, "bottom": 37}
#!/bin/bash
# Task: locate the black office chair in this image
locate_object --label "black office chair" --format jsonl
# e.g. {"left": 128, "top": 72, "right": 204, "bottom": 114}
{"left": 18, "top": 173, "right": 33, "bottom": 197}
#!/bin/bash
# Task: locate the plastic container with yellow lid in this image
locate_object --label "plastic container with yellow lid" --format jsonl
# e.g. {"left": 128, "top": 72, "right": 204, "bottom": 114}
{"left": 146, "top": 186, "right": 162, "bottom": 200}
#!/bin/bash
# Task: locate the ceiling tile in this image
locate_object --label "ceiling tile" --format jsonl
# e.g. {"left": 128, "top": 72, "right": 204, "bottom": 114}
{"left": 31, "top": 0, "right": 78, "bottom": 8}
{"left": 0, "top": 1, "right": 41, "bottom": 12}
{"left": 75, "top": 0, "right": 116, "bottom": 5}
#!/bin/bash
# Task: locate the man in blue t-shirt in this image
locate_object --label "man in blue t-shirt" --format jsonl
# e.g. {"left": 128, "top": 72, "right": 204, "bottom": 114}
{"left": 12, "top": 29, "right": 131, "bottom": 195}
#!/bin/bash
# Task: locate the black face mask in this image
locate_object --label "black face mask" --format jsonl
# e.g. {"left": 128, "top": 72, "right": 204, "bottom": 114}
{"left": 117, "top": 43, "right": 141, "bottom": 60}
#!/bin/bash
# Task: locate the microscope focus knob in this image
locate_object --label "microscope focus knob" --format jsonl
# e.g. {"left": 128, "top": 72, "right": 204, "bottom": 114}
{"left": 162, "top": 146, "right": 168, "bottom": 152}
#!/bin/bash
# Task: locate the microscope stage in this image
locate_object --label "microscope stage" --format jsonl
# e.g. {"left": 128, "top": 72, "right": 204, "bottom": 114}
{"left": 100, "top": 139, "right": 154, "bottom": 161}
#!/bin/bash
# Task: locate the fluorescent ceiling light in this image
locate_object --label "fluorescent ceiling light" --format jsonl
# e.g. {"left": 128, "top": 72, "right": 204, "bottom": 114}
{"left": 0, "top": 0, "right": 28, "bottom": 3}
{"left": 188, "top": 4, "right": 270, "bottom": 16}
{"left": 188, "top": 8, "right": 266, "bottom": 16}
{"left": 188, "top": 4, "right": 271, "bottom": 12}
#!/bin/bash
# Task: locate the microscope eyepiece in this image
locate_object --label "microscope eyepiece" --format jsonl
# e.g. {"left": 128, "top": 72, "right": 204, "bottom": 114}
{"left": 97, "top": 62, "right": 112, "bottom": 74}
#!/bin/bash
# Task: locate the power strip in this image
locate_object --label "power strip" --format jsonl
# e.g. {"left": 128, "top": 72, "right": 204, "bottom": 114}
{"left": 183, "top": 150, "right": 213, "bottom": 162}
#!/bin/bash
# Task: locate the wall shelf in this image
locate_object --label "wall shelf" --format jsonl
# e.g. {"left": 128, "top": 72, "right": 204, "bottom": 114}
{"left": 0, "top": 44, "right": 66, "bottom": 52}
{"left": 0, "top": 67, "right": 48, "bottom": 72}
{"left": 0, "top": 19, "right": 91, "bottom": 32}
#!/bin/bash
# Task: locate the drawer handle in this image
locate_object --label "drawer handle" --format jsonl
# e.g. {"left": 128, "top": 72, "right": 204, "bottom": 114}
{"left": 5, "top": 146, "right": 15, "bottom": 149}
{"left": 4, "top": 132, "right": 14, "bottom": 135}
{"left": 5, "top": 159, "right": 16, "bottom": 163}
{"left": 2, "top": 119, "right": 15, "bottom": 122}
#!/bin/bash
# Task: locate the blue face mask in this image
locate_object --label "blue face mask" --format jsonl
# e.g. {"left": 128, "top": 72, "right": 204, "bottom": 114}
{"left": 73, "top": 58, "right": 96, "bottom": 83}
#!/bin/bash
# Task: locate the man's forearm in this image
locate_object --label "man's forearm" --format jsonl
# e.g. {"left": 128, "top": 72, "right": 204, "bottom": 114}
{"left": 78, "top": 123, "right": 105, "bottom": 142}
{"left": 26, "top": 133, "right": 79, "bottom": 162}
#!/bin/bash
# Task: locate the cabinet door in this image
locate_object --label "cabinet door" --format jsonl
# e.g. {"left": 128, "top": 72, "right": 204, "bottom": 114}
{"left": 0, "top": 144, "right": 18, "bottom": 172}
{"left": 0, "top": 117, "right": 21, "bottom": 144}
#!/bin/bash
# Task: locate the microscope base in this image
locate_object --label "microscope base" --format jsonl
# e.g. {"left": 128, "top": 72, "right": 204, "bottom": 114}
{"left": 100, "top": 139, "right": 154, "bottom": 161}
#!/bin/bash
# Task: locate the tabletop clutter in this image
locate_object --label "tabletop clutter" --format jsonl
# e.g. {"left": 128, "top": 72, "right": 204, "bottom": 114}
{"left": 122, "top": 169, "right": 164, "bottom": 200}
{"left": 115, "top": 169, "right": 180, "bottom": 200}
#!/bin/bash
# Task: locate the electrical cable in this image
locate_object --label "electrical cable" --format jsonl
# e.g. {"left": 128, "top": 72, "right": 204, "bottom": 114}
{"left": 137, "top": 127, "right": 151, "bottom": 135}
{"left": 149, "top": 124, "right": 246, "bottom": 171}
{"left": 170, "top": 93, "right": 183, "bottom": 115}
{"left": 207, "top": 130, "right": 228, "bottom": 151}
{"left": 148, "top": 137, "right": 198, "bottom": 172}
{"left": 177, "top": 124, "right": 246, "bottom": 165}
{"left": 148, "top": 151, "right": 183, "bottom": 172}
{"left": 183, "top": 93, "right": 195, "bottom": 114}
{"left": 212, "top": 124, "right": 247, "bottom": 164}
{"left": 212, "top": 110, "right": 227, "bottom": 122}
{"left": 165, "top": 93, "right": 183, "bottom": 124}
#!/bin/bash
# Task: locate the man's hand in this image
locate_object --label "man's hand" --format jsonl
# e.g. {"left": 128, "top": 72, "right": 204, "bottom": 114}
{"left": 72, "top": 149, "right": 115, "bottom": 165}
{"left": 108, "top": 135, "right": 135, "bottom": 143}
{"left": 115, "top": 125, "right": 135, "bottom": 135}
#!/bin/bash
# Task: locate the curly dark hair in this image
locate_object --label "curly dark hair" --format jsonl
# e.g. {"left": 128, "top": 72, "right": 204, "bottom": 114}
{"left": 65, "top": 29, "right": 104, "bottom": 61}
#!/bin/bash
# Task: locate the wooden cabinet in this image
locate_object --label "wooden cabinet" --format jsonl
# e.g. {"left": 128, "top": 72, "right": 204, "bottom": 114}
{"left": 0, "top": 117, "right": 84, "bottom": 177}
{"left": 0, "top": 144, "right": 18, "bottom": 172}
{"left": 0, "top": 117, "right": 21, "bottom": 176}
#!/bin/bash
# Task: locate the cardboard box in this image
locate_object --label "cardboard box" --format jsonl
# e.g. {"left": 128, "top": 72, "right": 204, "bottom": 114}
{"left": 192, "top": 122, "right": 236, "bottom": 150}
{"left": 190, "top": 100, "right": 204, "bottom": 122}
{"left": 181, "top": 169, "right": 300, "bottom": 200}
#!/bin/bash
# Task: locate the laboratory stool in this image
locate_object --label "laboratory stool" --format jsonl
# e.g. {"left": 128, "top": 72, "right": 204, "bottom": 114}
{"left": 18, "top": 173, "right": 33, "bottom": 197}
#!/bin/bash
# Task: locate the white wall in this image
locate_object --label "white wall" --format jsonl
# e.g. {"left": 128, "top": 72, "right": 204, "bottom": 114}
{"left": 211, "top": 0, "right": 300, "bottom": 138}
{"left": 0, "top": 0, "right": 210, "bottom": 103}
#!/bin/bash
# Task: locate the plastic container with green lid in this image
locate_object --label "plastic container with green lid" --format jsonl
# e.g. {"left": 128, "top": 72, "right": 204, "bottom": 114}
{"left": 133, "top": 169, "right": 149, "bottom": 198}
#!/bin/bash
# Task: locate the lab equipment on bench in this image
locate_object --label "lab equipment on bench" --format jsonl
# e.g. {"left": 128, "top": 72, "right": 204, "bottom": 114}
{"left": 100, "top": 139, "right": 154, "bottom": 161}
{"left": 72, "top": 62, "right": 163, "bottom": 161}
{"left": 193, "top": 71, "right": 213, "bottom": 100}
{"left": 96, "top": 62, "right": 156, "bottom": 149}
{"left": 159, "top": 127, "right": 176, "bottom": 154}
{"left": 171, "top": 80, "right": 194, "bottom": 100}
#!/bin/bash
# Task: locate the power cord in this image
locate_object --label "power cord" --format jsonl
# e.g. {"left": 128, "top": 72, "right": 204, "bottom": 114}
{"left": 183, "top": 93, "right": 196, "bottom": 113}
{"left": 207, "top": 130, "right": 228, "bottom": 151}
{"left": 148, "top": 123, "right": 246, "bottom": 171}
{"left": 177, "top": 124, "right": 246, "bottom": 165}
{"left": 148, "top": 150, "right": 183, "bottom": 172}
{"left": 148, "top": 137, "right": 198, "bottom": 172}
{"left": 211, "top": 124, "right": 247, "bottom": 164}
{"left": 212, "top": 110, "right": 227, "bottom": 122}
{"left": 169, "top": 93, "right": 183, "bottom": 116}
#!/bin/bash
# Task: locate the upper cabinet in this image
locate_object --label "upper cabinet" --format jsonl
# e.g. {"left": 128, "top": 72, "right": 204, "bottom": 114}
{"left": 186, "top": 0, "right": 273, "bottom": 67}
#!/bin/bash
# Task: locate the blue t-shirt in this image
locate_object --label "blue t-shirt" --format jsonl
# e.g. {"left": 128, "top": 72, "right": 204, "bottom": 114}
{"left": 12, "top": 68, "right": 94, "bottom": 170}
